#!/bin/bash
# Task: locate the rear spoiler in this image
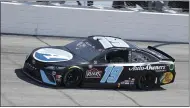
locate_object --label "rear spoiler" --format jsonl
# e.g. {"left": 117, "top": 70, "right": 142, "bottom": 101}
{"left": 147, "top": 46, "right": 175, "bottom": 62}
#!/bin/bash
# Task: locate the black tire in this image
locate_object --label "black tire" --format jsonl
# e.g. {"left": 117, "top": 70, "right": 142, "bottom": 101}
{"left": 63, "top": 68, "right": 83, "bottom": 88}
{"left": 136, "top": 72, "right": 156, "bottom": 90}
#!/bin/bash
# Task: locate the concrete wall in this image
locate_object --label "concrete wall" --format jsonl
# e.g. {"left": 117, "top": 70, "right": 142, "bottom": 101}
{"left": 1, "top": 2, "right": 189, "bottom": 42}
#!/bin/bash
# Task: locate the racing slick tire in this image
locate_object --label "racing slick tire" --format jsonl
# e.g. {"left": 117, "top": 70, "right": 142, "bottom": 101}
{"left": 63, "top": 68, "right": 83, "bottom": 88}
{"left": 136, "top": 72, "right": 156, "bottom": 90}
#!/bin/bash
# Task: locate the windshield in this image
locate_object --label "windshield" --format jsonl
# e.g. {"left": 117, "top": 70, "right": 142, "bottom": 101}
{"left": 65, "top": 40, "right": 104, "bottom": 61}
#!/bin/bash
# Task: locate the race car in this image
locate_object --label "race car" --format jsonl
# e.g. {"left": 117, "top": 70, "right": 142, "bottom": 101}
{"left": 23, "top": 35, "right": 176, "bottom": 90}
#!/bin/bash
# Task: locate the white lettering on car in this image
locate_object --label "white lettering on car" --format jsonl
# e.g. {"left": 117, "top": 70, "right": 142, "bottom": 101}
{"left": 85, "top": 68, "right": 102, "bottom": 78}
{"left": 93, "top": 36, "right": 129, "bottom": 48}
{"left": 129, "top": 65, "right": 166, "bottom": 71}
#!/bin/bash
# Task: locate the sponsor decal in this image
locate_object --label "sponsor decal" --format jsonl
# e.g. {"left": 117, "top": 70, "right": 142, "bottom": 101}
{"left": 26, "top": 62, "right": 37, "bottom": 70}
{"left": 33, "top": 48, "right": 73, "bottom": 62}
{"left": 44, "top": 66, "right": 65, "bottom": 70}
{"left": 85, "top": 68, "right": 102, "bottom": 78}
{"left": 129, "top": 65, "right": 166, "bottom": 71}
{"left": 155, "top": 69, "right": 166, "bottom": 72}
{"left": 44, "top": 66, "right": 55, "bottom": 70}
{"left": 55, "top": 75, "right": 62, "bottom": 82}
{"left": 120, "top": 78, "right": 135, "bottom": 85}
{"left": 88, "top": 65, "right": 93, "bottom": 69}
{"left": 56, "top": 67, "right": 65, "bottom": 70}
{"left": 160, "top": 72, "right": 173, "bottom": 84}
{"left": 32, "top": 59, "right": 36, "bottom": 64}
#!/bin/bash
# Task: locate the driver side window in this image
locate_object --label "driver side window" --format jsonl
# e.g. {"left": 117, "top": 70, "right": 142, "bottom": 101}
{"left": 105, "top": 50, "right": 129, "bottom": 63}
{"left": 96, "top": 55, "right": 108, "bottom": 63}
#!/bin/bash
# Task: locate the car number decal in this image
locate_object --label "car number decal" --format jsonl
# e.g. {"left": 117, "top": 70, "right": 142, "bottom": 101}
{"left": 100, "top": 66, "right": 124, "bottom": 83}
{"left": 93, "top": 36, "right": 129, "bottom": 48}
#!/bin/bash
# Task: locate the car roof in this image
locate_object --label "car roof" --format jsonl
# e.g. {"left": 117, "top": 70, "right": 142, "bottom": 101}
{"left": 87, "top": 35, "right": 139, "bottom": 50}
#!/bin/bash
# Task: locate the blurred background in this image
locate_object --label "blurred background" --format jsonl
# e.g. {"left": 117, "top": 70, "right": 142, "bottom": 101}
{"left": 8, "top": 1, "right": 189, "bottom": 14}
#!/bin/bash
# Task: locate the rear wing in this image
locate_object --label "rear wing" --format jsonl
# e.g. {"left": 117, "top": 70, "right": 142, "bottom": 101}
{"left": 147, "top": 46, "right": 175, "bottom": 62}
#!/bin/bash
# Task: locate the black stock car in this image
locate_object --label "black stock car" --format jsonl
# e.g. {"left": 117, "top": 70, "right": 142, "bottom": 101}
{"left": 23, "top": 35, "right": 176, "bottom": 90}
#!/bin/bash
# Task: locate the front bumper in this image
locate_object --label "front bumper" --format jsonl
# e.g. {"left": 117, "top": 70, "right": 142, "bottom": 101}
{"left": 23, "top": 63, "right": 58, "bottom": 86}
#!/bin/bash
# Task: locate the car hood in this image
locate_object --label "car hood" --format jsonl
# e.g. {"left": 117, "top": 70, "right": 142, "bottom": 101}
{"left": 29, "top": 46, "right": 88, "bottom": 66}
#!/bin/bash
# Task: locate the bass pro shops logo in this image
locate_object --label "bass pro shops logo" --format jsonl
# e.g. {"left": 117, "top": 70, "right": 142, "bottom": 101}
{"left": 160, "top": 72, "right": 174, "bottom": 84}
{"left": 85, "top": 68, "right": 102, "bottom": 78}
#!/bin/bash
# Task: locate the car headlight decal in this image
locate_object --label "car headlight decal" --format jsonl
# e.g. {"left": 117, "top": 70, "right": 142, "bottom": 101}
{"left": 40, "top": 70, "right": 56, "bottom": 85}
{"left": 169, "top": 64, "right": 175, "bottom": 71}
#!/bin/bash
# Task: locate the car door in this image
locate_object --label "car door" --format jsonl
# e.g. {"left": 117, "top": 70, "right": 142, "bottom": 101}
{"left": 83, "top": 49, "right": 132, "bottom": 85}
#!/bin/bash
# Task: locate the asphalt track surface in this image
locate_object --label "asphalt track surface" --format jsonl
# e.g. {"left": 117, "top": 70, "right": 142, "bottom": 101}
{"left": 1, "top": 35, "right": 189, "bottom": 106}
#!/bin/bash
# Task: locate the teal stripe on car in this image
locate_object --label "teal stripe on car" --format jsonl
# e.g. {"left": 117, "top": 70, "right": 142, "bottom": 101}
{"left": 40, "top": 70, "right": 56, "bottom": 85}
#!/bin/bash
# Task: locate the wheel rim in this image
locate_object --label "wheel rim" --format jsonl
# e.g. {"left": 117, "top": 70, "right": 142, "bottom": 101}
{"left": 138, "top": 73, "right": 156, "bottom": 90}
{"left": 64, "top": 69, "right": 82, "bottom": 87}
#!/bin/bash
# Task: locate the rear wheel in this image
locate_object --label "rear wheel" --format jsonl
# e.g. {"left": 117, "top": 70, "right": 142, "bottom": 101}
{"left": 63, "top": 68, "right": 83, "bottom": 88}
{"left": 137, "top": 72, "right": 156, "bottom": 90}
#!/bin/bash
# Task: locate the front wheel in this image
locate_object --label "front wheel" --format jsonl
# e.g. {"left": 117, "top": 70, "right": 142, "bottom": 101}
{"left": 63, "top": 68, "right": 83, "bottom": 88}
